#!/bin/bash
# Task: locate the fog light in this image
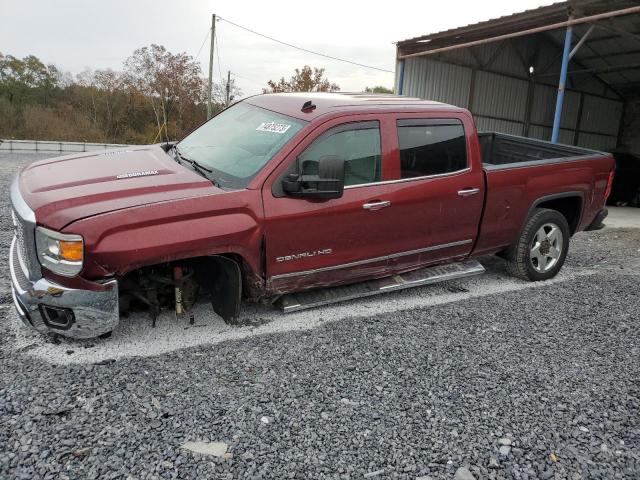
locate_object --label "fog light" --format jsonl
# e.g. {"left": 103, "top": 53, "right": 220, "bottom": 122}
{"left": 39, "top": 305, "right": 75, "bottom": 330}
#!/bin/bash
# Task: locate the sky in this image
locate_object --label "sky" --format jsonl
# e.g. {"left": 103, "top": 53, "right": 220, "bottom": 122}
{"left": 1, "top": 0, "right": 559, "bottom": 97}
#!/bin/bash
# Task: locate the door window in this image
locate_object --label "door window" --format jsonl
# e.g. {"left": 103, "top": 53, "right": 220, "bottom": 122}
{"left": 397, "top": 120, "right": 467, "bottom": 178}
{"left": 299, "top": 121, "right": 382, "bottom": 186}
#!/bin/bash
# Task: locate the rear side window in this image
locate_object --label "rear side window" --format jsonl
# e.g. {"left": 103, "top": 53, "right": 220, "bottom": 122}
{"left": 397, "top": 120, "right": 467, "bottom": 178}
{"left": 299, "top": 121, "right": 381, "bottom": 187}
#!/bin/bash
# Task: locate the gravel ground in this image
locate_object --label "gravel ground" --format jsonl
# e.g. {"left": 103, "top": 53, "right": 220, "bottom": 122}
{"left": 0, "top": 152, "right": 639, "bottom": 479}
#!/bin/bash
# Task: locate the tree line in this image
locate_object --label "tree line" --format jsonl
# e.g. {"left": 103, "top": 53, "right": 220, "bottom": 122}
{"left": 1, "top": 47, "right": 392, "bottom": 144}
{"left": 0, "top": 45, "right": 234, "bottom": 144}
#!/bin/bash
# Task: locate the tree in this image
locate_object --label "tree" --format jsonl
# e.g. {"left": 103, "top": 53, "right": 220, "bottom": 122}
{"left": 124, "top": 44, "right": 205, "bottom": 141}
{"left": 364, "top": 86, "right": 393, "bottom": 94}
{"left": 212, "top": 75, "right": 242, "bottom": 108}
{"left": 263, "top": 66, "right": 340, "bottom": 93}
{"left": 0, "top": 52, "right": 59, "bottom": 105}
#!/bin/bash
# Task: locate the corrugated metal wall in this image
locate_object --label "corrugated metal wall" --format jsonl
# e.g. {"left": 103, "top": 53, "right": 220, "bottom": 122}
{"left": 399, "top": 54, "right": 624, "bottom": 152}
{"left": 471, "top": 71, "right": 528, "bottom": 135}
{"left": 402, "top": 57, "right": 472, "bottom": 107}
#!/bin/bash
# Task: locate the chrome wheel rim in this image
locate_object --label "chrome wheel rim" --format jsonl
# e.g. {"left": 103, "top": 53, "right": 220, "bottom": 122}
{"left": 530, "top": 222, "right": 563, "bottom": 273}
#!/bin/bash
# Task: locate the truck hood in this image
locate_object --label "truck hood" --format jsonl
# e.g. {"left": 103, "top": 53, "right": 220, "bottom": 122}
{"left": 19, "top": 145, "right": 219, "bottom": 230}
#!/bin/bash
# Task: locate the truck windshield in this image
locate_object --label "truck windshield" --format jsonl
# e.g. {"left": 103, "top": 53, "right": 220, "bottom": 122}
{"left": 177, "top": 103, "right": 306, "bottom": 189}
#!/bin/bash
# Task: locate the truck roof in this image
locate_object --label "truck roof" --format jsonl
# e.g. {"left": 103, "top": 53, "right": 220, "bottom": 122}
{"left": 243, "top": 92, "right": 462, "bottom": 120}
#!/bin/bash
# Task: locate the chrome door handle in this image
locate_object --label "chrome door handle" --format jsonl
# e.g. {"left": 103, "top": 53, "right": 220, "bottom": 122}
{"left": 363, "top": 200, "right": 391, "bottom": 210}
{"left": 458, "top": 188, "right": 480, "bottom": 197}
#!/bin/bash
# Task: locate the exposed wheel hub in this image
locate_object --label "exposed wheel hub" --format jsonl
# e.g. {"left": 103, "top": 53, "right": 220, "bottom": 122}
{"left": 529, "top": 222, "right": 564, "bottom": 273}
{"left": 539, "top": 240, "right": 551, "bottom": 256}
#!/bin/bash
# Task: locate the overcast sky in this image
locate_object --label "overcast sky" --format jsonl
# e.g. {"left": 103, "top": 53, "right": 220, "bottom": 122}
{"left": 1, "top": 0, "right": 558, "bottom": 96}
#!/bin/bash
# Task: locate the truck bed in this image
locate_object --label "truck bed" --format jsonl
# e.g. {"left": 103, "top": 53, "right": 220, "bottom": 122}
{"left": 473, "top": 132, "right": 613, "bottom": 257}
{"left": 478, "top": 132, "right": 606, "bottom": 169}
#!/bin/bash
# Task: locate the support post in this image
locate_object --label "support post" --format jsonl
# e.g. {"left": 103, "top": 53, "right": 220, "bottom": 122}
{"left": 573, "top": 93, "right": 584, "bottom": 145}
{"left": 523, "top": 76, "right": 535, "bottom": 137}
{"left": 397, "top": 59, "right": 405, "bottom": 95}
{"left": 468, "top": 69, "right": 477, "bottom": 111}
{"left": 226, "top": 70, "right": 231, "bottom": 107}
{"left": 207, "top": 14, "right": 216, "bottom": 119}
{"left": 551, "top": 23, "right": 573, "bottom": 143}
{"left": 616, "top": 101, "right": 627, "bottom": 150}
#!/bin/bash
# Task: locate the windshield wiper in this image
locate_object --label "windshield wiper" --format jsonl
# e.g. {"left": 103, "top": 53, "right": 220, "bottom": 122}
{"left": 171, "top": 145, "right": 221, "bottom": 187}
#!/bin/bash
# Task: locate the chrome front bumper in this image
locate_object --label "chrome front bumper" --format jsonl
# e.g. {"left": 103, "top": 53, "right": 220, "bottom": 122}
{"left": 9, "top": 237, "right": 119, "bottom": 339}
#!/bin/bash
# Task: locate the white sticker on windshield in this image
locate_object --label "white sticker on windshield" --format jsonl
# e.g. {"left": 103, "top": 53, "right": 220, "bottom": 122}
{"left": 256, "top": 122, "right": 291, "bottom": 134}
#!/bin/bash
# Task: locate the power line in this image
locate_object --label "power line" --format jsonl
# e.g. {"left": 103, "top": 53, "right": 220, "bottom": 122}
{"left": 231, "top": 71, "right": 264, "bottom": 87}
{"left": 218, "top": 16, "right": 394, "bottom": 74}
{"left": 195, "top": 28, "right": 211, "bottom": 60}
{"left": 214, "top": 29, "right": 224, "bottom": 84}
{"left": 213, "top": 27, "right": 262, "bottom": 88}
{"left": 232, "top": 72, "right": 255, "bottom": 82}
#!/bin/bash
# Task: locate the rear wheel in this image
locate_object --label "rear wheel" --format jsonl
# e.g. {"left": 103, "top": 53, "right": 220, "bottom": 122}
{"left": 504, "top": 208, "right": 570, "bottom": 281}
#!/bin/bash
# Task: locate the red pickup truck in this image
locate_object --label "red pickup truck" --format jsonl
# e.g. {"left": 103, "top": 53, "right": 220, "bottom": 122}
{"left": 10, "top": 93, "right": 614, "bottom": 338}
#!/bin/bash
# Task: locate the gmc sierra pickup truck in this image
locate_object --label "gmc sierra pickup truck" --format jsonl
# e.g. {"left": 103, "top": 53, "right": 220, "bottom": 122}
{"left": 10, "top": 93, "right": 614, "bottom": 339}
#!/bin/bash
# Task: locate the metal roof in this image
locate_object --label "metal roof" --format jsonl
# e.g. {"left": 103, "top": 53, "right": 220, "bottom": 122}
{"left": 398, "top": 2, "right": 572, "bottom": 48}
{"left": 396, "top": 0, "right": 640, "bottom": 96}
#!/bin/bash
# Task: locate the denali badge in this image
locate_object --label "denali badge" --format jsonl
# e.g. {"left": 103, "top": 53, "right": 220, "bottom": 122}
{"left": 276, "top": 249, "right": 332, "bottom": 263}
{"left": 116, "top": 170, "right": 159, "bottom": 179}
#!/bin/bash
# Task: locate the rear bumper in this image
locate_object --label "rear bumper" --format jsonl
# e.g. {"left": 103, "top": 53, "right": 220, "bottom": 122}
{"left": 585, "top": 208, "right": 608, "bottom": 231}
{"left": 9, "top": 238, "right": 119, "bottom": 339}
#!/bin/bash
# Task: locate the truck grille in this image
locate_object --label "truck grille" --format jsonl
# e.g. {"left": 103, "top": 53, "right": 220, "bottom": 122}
{"left": 11, "top": 208, "right": 39, "bottom": 281}
{"left": 11, "top": 237, "right": 31, "bottom": 291}
{"left": 14, "top": 211, "right": 28, "bottom": 262}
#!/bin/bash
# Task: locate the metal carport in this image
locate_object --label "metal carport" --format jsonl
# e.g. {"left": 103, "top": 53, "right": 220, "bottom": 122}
{"left": 394, "top": 0, "right": 640, "bottom": 197}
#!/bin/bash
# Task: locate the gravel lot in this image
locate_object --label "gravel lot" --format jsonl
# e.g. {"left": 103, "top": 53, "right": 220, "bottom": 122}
{"left": 0, "top": 152, "right": 639, "bottom": 479}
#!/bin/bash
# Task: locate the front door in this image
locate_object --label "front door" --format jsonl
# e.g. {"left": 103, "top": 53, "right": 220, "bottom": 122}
{"left": 262, "top": 115, "right": 399, "bottom": 294}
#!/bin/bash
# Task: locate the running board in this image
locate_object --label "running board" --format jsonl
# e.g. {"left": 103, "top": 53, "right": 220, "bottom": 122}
{"left": 278, "top": 259, "right": 485, "bottom": 313}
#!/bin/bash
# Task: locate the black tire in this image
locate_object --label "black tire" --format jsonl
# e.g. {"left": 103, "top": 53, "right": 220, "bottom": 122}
{"left": 503, "top": 208, "right": 570, "bottom": 281}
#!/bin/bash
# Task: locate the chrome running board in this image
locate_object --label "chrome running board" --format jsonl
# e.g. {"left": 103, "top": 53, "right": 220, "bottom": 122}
{"left": 278, "top": 259, "right": 485, "bottom": 313}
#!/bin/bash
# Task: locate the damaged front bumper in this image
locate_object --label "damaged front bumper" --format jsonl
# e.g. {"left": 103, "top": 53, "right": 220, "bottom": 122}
{"left": 9, "top": 238, "right": 119, "bottom": 339}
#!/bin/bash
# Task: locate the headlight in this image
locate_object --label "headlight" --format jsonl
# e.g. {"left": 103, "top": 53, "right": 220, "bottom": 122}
{"left": 35, "top": 227, "right": 84, "bottom": 276}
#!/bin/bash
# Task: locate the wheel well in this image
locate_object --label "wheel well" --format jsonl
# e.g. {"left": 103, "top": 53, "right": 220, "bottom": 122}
{"left": 118, "top": 253, "right": 261, "bottom": 325}
{"left": 535, "top": 196, "right": 582, "bottom": 234}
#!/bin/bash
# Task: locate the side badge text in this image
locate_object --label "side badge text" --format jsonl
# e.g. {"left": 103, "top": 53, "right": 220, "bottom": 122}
{"left": 276, "top": 249, "right": 332, "bottom": 263}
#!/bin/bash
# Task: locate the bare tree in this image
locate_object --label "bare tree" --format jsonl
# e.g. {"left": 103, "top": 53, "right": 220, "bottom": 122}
{"left": 124, "top": 45, "right": 205, "bottom": 141}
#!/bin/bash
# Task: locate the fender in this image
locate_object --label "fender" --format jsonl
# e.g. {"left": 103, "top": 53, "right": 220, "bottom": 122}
{"left": 61, "top": 189, "right": 265, "bottom": 283}
{"left": 525, "top": 191, "right": 585, "bottom": 234}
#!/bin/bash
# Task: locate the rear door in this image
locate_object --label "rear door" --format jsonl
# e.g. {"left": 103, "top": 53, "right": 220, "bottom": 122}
{"left": 384, "top": 114, "right": 485, "bottom": 272}
{"left": 262, "top": 114, "right": 400, "bottom": 293}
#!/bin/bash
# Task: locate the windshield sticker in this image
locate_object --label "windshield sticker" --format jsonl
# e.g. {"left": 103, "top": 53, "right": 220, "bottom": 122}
{"left": 256, "top": 122, "right": 291, "bottom": 134}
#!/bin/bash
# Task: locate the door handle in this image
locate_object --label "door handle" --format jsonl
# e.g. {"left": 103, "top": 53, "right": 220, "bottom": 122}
{"left": 458, "top": 188, "right": 480, "bottom": 197}
{"left": 362, "top": 200, "right": 391, "bottom": 211}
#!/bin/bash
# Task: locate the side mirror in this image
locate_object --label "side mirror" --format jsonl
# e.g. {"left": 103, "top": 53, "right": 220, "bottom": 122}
{"left": 282, "top": 155, "right": 345, "bottom": 199}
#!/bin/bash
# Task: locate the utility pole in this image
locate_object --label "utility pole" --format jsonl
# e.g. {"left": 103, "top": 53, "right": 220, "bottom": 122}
{"left": 206, "top": 14, "right": 216, "bottom": 119}
{"left": 225, "top": 70, "right": 231, "bottom": 107}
